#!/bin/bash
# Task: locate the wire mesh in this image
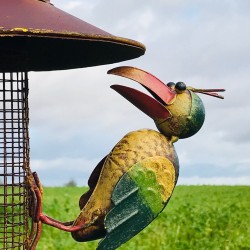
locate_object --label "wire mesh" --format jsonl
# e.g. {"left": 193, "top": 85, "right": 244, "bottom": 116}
{"left": 0, "top": 72, "right": 30, "bottom": 249}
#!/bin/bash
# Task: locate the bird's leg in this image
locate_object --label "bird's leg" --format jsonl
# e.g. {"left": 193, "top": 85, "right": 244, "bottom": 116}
{"left": 29, "top": 172, "right": 85, "bottom": 232}
{"left": 39, "top": 214, "right": 82, "bottom": 232}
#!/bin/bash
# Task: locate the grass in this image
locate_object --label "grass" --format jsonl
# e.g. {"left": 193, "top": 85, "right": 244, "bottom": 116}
{"left": 37, "top": 186, "right": 250, "bottom": 250}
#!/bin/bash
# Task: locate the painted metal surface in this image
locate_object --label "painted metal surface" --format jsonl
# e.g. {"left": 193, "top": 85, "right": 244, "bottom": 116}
{"left": 0, "top": 0, "right": 145, "bottom": 71}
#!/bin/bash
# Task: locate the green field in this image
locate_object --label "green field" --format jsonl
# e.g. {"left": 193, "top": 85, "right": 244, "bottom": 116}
{"left": 37, "top": 186, "right": 250, "bottom": 250}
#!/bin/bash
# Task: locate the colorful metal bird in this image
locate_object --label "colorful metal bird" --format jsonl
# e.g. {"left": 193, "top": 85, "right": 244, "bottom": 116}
{"left": 32, "top": 66, "right": 225, "bottom": 250}
{"left": 72, "top": 66, "right": 225, "bottom": 249}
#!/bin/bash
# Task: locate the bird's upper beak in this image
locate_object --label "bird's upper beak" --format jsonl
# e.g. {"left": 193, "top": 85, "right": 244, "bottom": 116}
{"left": 108, "top": 66, "right": 175, "bottom": 120}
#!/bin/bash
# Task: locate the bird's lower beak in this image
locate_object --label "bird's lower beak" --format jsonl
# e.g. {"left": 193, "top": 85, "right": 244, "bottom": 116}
{"left": 111, "top": 84, "right": 171, "bottom": 120}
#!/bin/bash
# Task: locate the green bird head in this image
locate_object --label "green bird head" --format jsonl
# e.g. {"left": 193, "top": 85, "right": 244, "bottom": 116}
{"left": 109, "top": 66, "right": 225, "bottom": 141}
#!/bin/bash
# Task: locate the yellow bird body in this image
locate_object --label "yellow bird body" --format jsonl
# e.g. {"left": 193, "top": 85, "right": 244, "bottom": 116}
{"left": 72, "top": 129, "right": 178, "bottom": 241}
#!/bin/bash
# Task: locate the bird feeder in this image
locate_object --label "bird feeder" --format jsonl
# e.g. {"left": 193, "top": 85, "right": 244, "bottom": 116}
{"left": 0, "top": 0, "right": 145, "bottom": 249}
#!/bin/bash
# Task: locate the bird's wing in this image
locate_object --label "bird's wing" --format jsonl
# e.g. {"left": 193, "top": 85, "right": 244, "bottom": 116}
{"left": 97, "top": 156, "right": 176, "bottom": 250}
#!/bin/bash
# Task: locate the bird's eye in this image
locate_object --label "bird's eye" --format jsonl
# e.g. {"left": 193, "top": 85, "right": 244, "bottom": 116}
{"left": 167, "top": 82, "right": 175, "bottom": 89}
{"left": 175, "top": 82, "right": 186, "bottom": 91}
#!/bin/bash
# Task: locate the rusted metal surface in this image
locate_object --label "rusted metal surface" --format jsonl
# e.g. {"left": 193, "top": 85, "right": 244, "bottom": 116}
{"left": 0, "top": 0, "right": 145, "bottom": 71}
{"left": 0, "top": 72, "right": 32, "bottom": 249}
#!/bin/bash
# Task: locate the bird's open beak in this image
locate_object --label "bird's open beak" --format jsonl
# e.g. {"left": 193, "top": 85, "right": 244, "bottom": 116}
{"left": 108, "top": 66, "right": 175, "bottom": 120}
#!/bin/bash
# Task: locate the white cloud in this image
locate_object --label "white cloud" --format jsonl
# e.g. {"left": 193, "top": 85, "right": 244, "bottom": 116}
{"left": 52, "top": 0, "right": 95, "bottom": 12}
{"left": 64, "top": 1, "right": 82, "bottom": 10}
{"left": 31, "top": 157, "right": 97, "bottom": 172}
{"left": 137, "top": 8, "right": 155, "bottom": 29}
{"left": 31, "top": 157, "right": 100, "bottom": 186}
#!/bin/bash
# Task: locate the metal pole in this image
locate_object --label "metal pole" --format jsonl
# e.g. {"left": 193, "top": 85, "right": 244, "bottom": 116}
{"left": 0, "top": 72, "right": 30, "bottom": 249}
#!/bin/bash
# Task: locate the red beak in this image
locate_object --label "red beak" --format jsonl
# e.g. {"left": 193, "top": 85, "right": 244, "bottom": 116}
{"left": 111, "top": 85, "right": 171, "bottom": 120}
{"left": 109, "top": 66, "right": 175, "bottom": 120}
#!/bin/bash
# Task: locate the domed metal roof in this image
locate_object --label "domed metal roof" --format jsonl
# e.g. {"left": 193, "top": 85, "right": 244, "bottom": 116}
{"left": 0, "top": 0, "right": 145, "bottom": 72}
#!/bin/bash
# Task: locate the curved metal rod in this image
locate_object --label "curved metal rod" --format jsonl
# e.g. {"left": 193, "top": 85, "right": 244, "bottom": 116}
{"left": 39, "top": 214, "right": 82, "bottom": 232}
{"left": 30, "top": 172, "right": 85, "bottom": 233}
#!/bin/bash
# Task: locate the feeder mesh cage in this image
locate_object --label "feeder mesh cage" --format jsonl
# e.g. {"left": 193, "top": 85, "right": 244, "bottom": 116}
{"left": 0, "top": 72, "right": 30, "bottom": 249}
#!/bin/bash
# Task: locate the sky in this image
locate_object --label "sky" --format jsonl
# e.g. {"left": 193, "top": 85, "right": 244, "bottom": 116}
{"left": 28, "top": 0, "right": 250, "bottom": 186}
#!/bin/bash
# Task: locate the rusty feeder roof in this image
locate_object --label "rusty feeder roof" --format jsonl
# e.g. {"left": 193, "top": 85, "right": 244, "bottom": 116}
{"left": 0, "top": 0, "right": 145, "bottom": 72}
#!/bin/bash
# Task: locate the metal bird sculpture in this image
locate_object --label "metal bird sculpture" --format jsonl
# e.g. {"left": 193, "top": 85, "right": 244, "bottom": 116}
{"left": 72, "top": 66, "right": 225, "bottom": 249}
{"left": 29, "top": 66, "right": 225, "bottom": 250}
